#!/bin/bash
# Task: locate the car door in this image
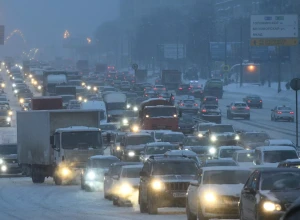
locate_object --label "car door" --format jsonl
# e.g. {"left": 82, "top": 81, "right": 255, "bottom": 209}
{"left": 139, "top": 162, "right": 151, "bottom": 201}
{"left": 188, "top": 170, "right": 203, "bottom": 213}
{"left": 272, "top": 106, "right": 277, "bottom": 118}
{"left": 248, "top": 171, "right": 260, "bottom": 219}
{"left": 240, "top": 172, "right": 255, "bottom": 218}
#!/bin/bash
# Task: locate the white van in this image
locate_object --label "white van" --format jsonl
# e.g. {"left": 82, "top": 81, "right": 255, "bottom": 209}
{"left": 264, "top": 139, "right": 295, "bottom": 148}
{"left": 254, "top": 146, "right": 298, "bottom": 167}
{"left": 81, "top": 101, "right": 107, "bottom": 123}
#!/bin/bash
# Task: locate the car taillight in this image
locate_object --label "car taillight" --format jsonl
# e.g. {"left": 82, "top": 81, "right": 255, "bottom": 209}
{"left": 163, "top": 88, "right": 166, "bottom": 90}
{"left": 231, "top": 106, "right": 236, "bottom": 110}
{"left": 188, "top": 87, "right": 191, "bottom": 90}
{"left": 159, "top": 96, "right": 162, "bottom": 98}
{"left": 194, "top": 103, "right": 198, "bottom": 106}
{"left": 154, "top": 88, "right": 157, "bottom": 90}
{"left": 180, "top": 103, "right": 184, "bottom": 106}
{"left": 179, "top": 88, "right": 182, "bottom": 90}
{"left": 260, "top": 100, "right": 262, "bottom": 103}
{"left": 248, "top": 100, "right": 251, "bottom": 103}
{"left": 216, "top": 99, "right": 218, "bottom": 102}
{"left": 172, "top": 97, "right": 175, "bottom": 100}
{"left": 202, "top": 109, "right": 206, "bottom": 112}
{"left": 204, "top": 98, "right": 206, "bottom": 101}
{"left": 245, "top": 106, "right": 250, "bottom": 110}
{"left": 290, "top": 111, "right": 294, "bottom": 114}
{"left": 277, "top": 111, "right": 282, "bottom": 114}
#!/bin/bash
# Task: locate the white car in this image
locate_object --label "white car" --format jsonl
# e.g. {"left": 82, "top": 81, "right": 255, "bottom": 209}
{"left": 232, "top": 149, "right": 255, "bottom": 167}
{"left": 216, "top": 146, "right": 244, "bottom": 160}
{"left": 186, "top": 166, "right": 251, "bottom": 220}
{"left": 271, "top": 105, "right": 294, "bottom": 122}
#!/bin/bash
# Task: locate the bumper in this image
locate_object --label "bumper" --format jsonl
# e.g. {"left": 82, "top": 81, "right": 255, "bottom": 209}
{"left": 248, "top": 103, "right": 262, "bottom": 107}
{"left": 179, "top": 109, "right": 198, "bottom": 114}
{"left": 152, "top": 191, "right": 187, "bottom": 208}
{"left": 202, "top": 115, "right": 221, "bottom": 121}
{"left": 275, "top": 115, "right": 294, "bottom": 120}
{"left": 179, "top": 128, "right": 194, "bottom": 134}
{"left": 202, "top": 203, "right": 239, "bottom": 219}
{"left": 230, "top": 112, "right": 250, "bottom": 117}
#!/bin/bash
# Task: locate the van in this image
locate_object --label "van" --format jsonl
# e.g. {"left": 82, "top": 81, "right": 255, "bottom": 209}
{"left": 254, "top": 146, "right": 298, "bottom": 167}
{"left": 264, "top": 139, "right": 295, "bottom": 148}
{"left": 81, "top": 101, "right": 107, "bottom": 123}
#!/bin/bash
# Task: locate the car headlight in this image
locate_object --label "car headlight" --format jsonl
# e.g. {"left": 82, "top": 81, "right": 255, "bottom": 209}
{"left": 14, "top": 90, "right": 18, "bottom": 94}
{"left": 8, "top": 111, "right": 13, "bottom": 116}
{"left": 120, "top": 183, "right": 134, "bottom": 195}
{"left": 87, "top": 86, "right": 91, "bottom": 90}
{"left": 0, "top": 159, "right": 3, "bottom": 164}
{"left": 61, "top": 167, "right": 71, "bottom": 176}
{"left": 133, "top": 106, "right": 138, "bottom": 112}
{"left": 204, "top": 192, "right": 216, "bottom": 203}
{"left": 1, "top": 165, "right": 7, "bottom": 172}
{"left": 78, "top": 96, "right": 82, "bottom": 101}
{"left": 6, "top": 117, "right": 11, "bottom": 122}
{"left": 235, "top": 135, "right": 240, "bottom": 140}
{"left": 87, "top": 171, "right": 96, "bottom": 180}
{"left": 126, "top": 104, "right": 131, "bottom": 109}
{"left": 263, "top": 201, "right": 281, "bottom": 212}
{"left": 209, "top": 147, "right": 216, "bottom": 154}
{"left": 128, "top": 151, "right": 135, "bottom": 157}
{"left": 93, "top": 87, "right": 97, "bottom": 91}
{"left": 29, "top": 74, "right": 32, "bottom": 78}
{"left": 198, "top": 133, "right": 203, "bottom": 138}
{"left": 151, "top": 180, "right": 165, "bottom": 191}
{"left": 19, "top": 98, "right": 24, "bottom": 104}
{"left": 1, "top": 83, "right": 5, "bottom": 88}
{"left": 12, "top": 84, "right": 16, "bottom": 87}
{"left": 132, "top": 125, "right": 139, "bottom": 132}
{"left": 38, "top": 85, "right": 42, "bottom": 90}
{"left": 210, "top": 135, "right": 217, "bottom": 142}
{"left": 116, "top": 146, "right": 121, "bottom": 151}
{"left": 122, "top": 118, "right": 129, "bottom": 125}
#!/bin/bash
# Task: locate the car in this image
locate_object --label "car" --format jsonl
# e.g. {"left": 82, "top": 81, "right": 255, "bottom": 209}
{"left": 189, "top": 80, "right": 202, "bottom": 89}
{"left": 0, "top": 143, "right": 21, "bottom": 174}
{"left": 253, "top": 146, "right": 298, "bottom": 166}
{"left": 121, "top": 133, "right": 155, "bottom": 161}
{"left": 238, "top": 131, "right": 270, "bottom": 149}
{"left": 278, "top": 159, "right": 300, "bottom": 168}
{"left": 99, "top": 123, "right": 119, "bottom": 144}
{"left": 144, "top": 91, "right": 157, "bottom": 98}
{"left": 20, "top": 98, "right": 31, "bottom": 111}
{"left": 193, "top": 122, "right": 215, "bottom": 138}
{"left": 199, "top": 104, "right": 221, "bottom": 123}
{"left": 264, "top": 139, "right": 295, "bottom": 148}
{"left": 0, "top": 109, "right": 12, "bottom": 127}
{"left": 139, "top": 157, "right": 199, "bottom": 214}
{"left": 271, "top": 105, "right": 294, "bottom": 122}
{"left": 178, "top": 114, "right": 196, "bottom": 134}
{"left": 239, "top": 168, "right": 300, "bottom": 220}
{"left": 164, "top": 150, "right": 201, "bottom": 166}
{"left": 227, "top": 101, "right": 250, "bottom": 120}
{"left": 80, "top": 155, "right": 120, "bottom": 191}
{"left": 120, "top": 81, "right": 131, "bottom": 91}
{"left": 232, "top": 150, "right": 255, "bottom": 167}
{"left": 68, "top": 100, "right": 81, "bottom": 109}
{"left": 152, "top": 130, "right": 172, "bottom": 142}
{"left": 153, "top": 85, "right": 166, "bottom": 93}
{"left": 178, "top": 99, "right": 199, "bottom": 115}
{"left": 207, "top": 124, "right": 239, "bottom": 146}
{"left": 103, "top": 162, "right": 141, "bottom": 200}
{"left": 243, "top": 95, "right": 263, "bottom": 108}
{"left": 177, "top": 84, "right": 192, "bottom": 95}
{"left": 13, "top": 83, "right": 27, "bottom": 92}
{"left": 161, "top": 132, "right": 185, "bottom": 145}
{"left": 201, "top": 96, "right": 218, "bottom": 106}
{"left": 186, "top": 166, "right": 251, "bottom": 220}
{"left": 192, "top": 89, "right": 204, "bottom": 99}
{"left": 157, "top": 92, "right": 169, "bottom": 99}
{"left": 216, "top": 146, "right": 244, "bottom": 160}
{"left": 201, "top": 159, "right": 238, "bottom": 167}
{"left": 110, "top": 132, "right": 126, "bottom": 158}
{"left": 139, "top": 142, "right": 179, "bottom": 162}
{"left": 111, "top": 164, "right": 143, "bottom": 206}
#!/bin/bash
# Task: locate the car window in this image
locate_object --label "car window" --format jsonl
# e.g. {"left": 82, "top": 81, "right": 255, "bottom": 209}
{"left": 234, "top": 103, "right": 247, "bottom": 107}
{"left": 278, "top": 107, "right": 292, "bottom": 110}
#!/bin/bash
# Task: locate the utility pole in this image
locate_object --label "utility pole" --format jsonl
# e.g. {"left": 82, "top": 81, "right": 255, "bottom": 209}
{"left": 277, "top": 46, "right": 282, "bottom": 93}
{"left": 224, "top": 25, "right": 227, "bottom": 65}
{"left": 240, "top": 23, "right": 243, "bottom": 87}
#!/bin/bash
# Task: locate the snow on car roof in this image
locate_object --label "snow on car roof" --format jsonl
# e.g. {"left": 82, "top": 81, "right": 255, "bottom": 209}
{"left": 266, "top": 139, "right": 294, "bottom": 145}
{"left": 56, "top": 126, "right": 100, "bottom": 132}
{"left": 146, "top": 142, "right": 172, "bottom": 146}
{"left": 219, "top": 146, "right": 244, "bottom": 150}
{"left": 163, "top": 131, "right": 184, "bottom": 135}
{"left": 90, "top": 155, "right": 119, "bottom": 160}
{"left": 235, "top": 149, "right": 255, "bottom": 154}
{"left": 126, "top": 133, "right": 152, "bottom": 137}
{"left": 256, "top": 146, "right": 296, "bottom": 151}
{"left": 122, "top": 164, "right": 143, "bottom": 169}
{"left": 201, "top": 166, "right": 250, "bottom": 172}
{"left": 165, "top": 150, "right": 197, "bottom": 156}
{"left": 281, "top": 159, "right": 300, "bottom": 163}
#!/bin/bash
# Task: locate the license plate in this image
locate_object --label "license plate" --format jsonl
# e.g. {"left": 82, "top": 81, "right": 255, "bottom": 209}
{"left": 173, "top": 192, "right": 186, "bottom": 198}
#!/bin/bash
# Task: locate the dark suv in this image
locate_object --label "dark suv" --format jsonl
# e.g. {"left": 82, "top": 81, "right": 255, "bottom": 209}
{"left": 139, "top": 157, "right": 199, "bottom": 214}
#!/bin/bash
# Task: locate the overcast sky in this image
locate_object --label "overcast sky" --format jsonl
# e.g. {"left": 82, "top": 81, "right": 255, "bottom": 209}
{"left": 0, "top": 0, "right": 119, "bottom": 54}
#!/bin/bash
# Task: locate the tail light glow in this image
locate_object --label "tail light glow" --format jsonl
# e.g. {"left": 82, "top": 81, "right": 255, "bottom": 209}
{"left": 245, "top": 106, "right": 250, "bottom": 110}
{"left": 231, "top": 106, "right": 236, "bottom": 110}
{"left": 202, "top": 109, "right": 207, "bottom": 112}
{"left": 277, "top": 111, "right": 282, "bottom": 114}
{"left": 290, "top": 111, "right": 294, "bottom": 114}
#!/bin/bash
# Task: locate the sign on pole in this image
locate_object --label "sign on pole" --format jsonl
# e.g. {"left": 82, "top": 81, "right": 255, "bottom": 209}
{"left": 250, "top": 15, "right": 298, "bottom": 46}
{"left": 0, "top": 26, "right": 4, "bottom": 45}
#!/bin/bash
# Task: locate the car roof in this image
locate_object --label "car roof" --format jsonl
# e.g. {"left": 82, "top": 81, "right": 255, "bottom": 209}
{"left": 126, "top": 133, "right": 152, "bottom": 137}
{"left": 90, "top": 155, "right": 119, "bottom": 160}
{"left": 165, "top": 150, "right": 197, "bottom": 156}
{"left": 146, "top": 142, "right": 172, "bottom": 146}
{"left": 280, "top": 159, "right": 300, "bottom": 163}
{"left": 233, "top": 101, "right": 247, "bottom": 104}
{"left": 201, "top": 166, "right": 250, "bottom": 172}
{"left": 149, "top": 157, "right": 196, "bottom": 163}
{"left": 163, "top": 131, "right": 184, "bottom": 135}
{"left": 205, "top": 159, "right": 236, "bottom": 163}
{"left": 235, "top": 149, "right": 255, "bottom": 154}
{"left": 219, "top": 146, "right": 244, "bottom": 150}
{"left": 255, "top": 168, "right": 300, "bottom": 173}
{"left": 256, "top": 146, "right": 296, "bottom": 151}
{"left": 111, "top": 162, "right": 141, "bottom": 166}
{"left": 122, "top": 164, "right": 143, "bottom": 169}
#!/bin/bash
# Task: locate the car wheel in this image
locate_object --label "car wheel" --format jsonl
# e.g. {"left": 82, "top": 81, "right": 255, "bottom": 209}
{"left": 197, "top": 204, "right": 209, "bottom": 220}
{"left": 113, "top": 197, "right": 120, "bottom": 206}
{"left": 147, "top": 195, "right": 158, "bottom": 215}
{"left": 139, "top": 192, "right": 148, "bottom": 213}
{"left": 186, "top": 201, "right": 197, "bottom": 220}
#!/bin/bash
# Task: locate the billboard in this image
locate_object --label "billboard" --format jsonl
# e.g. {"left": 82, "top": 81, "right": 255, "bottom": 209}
{"left": 250, "top": 46, "right": 290, "bottom": 62}
{"left": 210, "top": 42, "right": 241, "bottom": 61}
{"left": 157, "top": 44, "right": 186, "bottom": 60}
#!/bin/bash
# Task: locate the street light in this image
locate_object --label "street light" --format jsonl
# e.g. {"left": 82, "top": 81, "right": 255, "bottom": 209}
{"left": 87, "top": 38, "right": 91, "bottom": 44}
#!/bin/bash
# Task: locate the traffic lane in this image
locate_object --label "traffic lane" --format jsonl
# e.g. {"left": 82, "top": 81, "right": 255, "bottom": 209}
{"left": 0, "top": 177, "right": 186, "bottom": 220}
{"left": 219, "top": 93, "right": 296, "bottom": 142}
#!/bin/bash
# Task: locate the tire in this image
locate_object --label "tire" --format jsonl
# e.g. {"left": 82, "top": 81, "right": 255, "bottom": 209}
{"left": 31, "top": 167, "right": 45, "bottom": 184}
{"left": 113, "top": 197, "right": 119, "bottom": 206}
{"left": 186, "top": 202, "right": 197, "bottom": 220}
{"left": 240, "top": 206, "right": 246, "bottom": 220}
{"left": 54, "top": 175, "right": 62, "bottom": 185}
{"left": 139, "top": 192, "right": 148, "bottom": 213}
{"left": 147, "top": 195, "right": 158, "bottom": 215}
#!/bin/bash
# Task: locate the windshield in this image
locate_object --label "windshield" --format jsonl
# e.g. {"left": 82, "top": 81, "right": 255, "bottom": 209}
{"left": 211, "top": 125, "right": 234, "bottom": 133}
{"left": 220, "top": 149, "right": 241, "bottom": 158}
{"left": 183, "top": 100, "right": 194, "bottom": 105}
{"left": 121, "top": 167, "right": 142, "bottom": 178}
{"left": 61, "top": 131, "right": 102, "bottom": 149}
{"left": 241, "top": 133, "right": 269, "bottom": 142}
{"left": 248, "top": 96, "right": 260, "bottom": 100}
{"left": 204, "top": 105, "right": 218, "bottom": 110}
{"left": 204, "top": 161, "right": 237, "bottom": 167}
{"left": 179, "top": 116, "right": 194, "bottom": 124}
{"left": 261, "top": 172, "right": 300, "bottom": 190}
{"left": 153, "top": 161, "right": 198, "bottom": 175}
{"left": 127, "top": 136, "right": 154, "bottom": 145}
{"left": 100, "top": 124, "right": 117, "bottom": 131}
{"left": 264, "top": 150, "right": 298, "bottom": 163}
{"left": 237, "top": 152, "right": 254, "bottom": 162}
{"left": 61, "top": 96, "right": 75, "bottom": 102}
{"left": 123, "top": 111, "right": 136, "bottom": 117}
{"left": 90, "top": 158, "right": 119, "bottom": 168}
{"left": 0, "top": 111, "right": 8, "bottom": 116}
{"left": 0, "top": 145, "right": 17, "bottom": 155}
{"left": 203, "top": 170, "right": 250, "bottom": 184}
{"left": 162, "top": 134, "right": 185, "bottom": 142}
{"left": 184, "top": 137, "right": 209, "bottom": 146}
{"left": 198, "top": 125, "right": 212, "bottom": 131}
{"left": 106, "top": 103, "right": 125, "bottom": 110}
{"left": 69, "top": 81, "right": 81, "bottom": 86}
{"left": 144, "top": 107, "right": 176, "bottom": 117}
{"left": 234, "top": 103, "right": 247, "bottom": 107}
{"left": 278, "top": 107, "right": 292, "bottom": 110}
{"left": 145, "top": 145, "right": 178, "bottom": 154}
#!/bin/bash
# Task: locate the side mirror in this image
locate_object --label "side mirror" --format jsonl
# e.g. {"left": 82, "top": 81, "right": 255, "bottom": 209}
{"left": 112, "top": 175, "right": 119, "bottom": 180}
{"left": 190, "top": 180, "right": 199, "bottom": 187}
{"left": 50, "top": 135, "right": 54, "bottom": 145}
{"left": 140, "top": 170, "right": 148, "bottom": 177}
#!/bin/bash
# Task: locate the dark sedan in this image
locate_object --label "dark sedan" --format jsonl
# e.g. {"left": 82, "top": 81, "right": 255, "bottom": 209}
{"left": 178, "top": 114, "right": 196, "bottom": 134}
{"left": 243, "top": 95, "right": 263, "bottom": 108}
{"left": 240, "top": 168, "right": 300, "bottom": 220}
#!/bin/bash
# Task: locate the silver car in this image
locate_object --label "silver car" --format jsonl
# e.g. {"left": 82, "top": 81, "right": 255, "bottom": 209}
{"left": 227, "top": 102, "right": 250, "bottom": 120}
{"left": 271, "top": 105, "right": 294, "bottom": 122}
